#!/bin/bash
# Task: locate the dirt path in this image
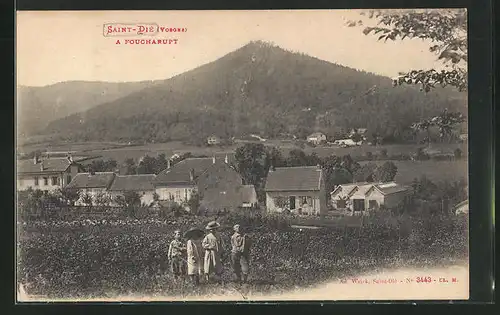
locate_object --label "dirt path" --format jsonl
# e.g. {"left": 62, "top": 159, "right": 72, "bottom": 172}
{"left": 18, "top": 264, "right": 469, "bottom": 302}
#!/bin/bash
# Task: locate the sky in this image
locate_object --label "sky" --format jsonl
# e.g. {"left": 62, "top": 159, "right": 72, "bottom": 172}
{"left": 16, "top": 10, "right": 450, "bottom": 87}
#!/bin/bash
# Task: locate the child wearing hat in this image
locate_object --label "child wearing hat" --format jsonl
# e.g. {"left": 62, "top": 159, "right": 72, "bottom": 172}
{"left": 185, "top": 228, "right": 204, "bottom": 285}
{"left": 202, "top": 221, "right": 224, "bottom": 282}
{"left": 168, "top": 230, "right": 186, "bottom": 280}
{"left": 231, "top": 224, "right": 251, "bottom": 283}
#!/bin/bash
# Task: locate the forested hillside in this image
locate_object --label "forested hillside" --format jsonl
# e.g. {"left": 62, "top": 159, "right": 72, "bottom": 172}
{"left": 44, "top": 41, "right": 467, "bottom": 144}
{"left": 18, "top": 80, "right": 161, "bottom": 136}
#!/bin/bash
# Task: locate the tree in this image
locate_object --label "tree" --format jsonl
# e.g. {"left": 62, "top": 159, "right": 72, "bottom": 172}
{"left": 58, "top": 188, "right": 80, "bottom": 206}
{"left": 234, "top": 143, "right": 269, "bottom": 189}
{"left": 123, "top": 158, "right": 137, "bottom": 175}
{"left": 87, "top": 159, "right": 118, "bottom": 173}
{"left": 274, "top": 196, "right": 289, "bottom": 210}
{"left": 94, "top": 191, "right": 112, "bottom": 211}
{"left": 374, "top": 161, "right": 398, "bottom": 182}
{"left": 412, "top": 109, "right": 466, "bottom": 146}
{"left": 349, "top": 9, "right": 467, "bottom": 92}
{"left": 353, "top": 162, "right": 377, "bottom": 182}
{"left": 266, "top": 146, "right": 286, "bottom": 169}
{"left": 351, "top": 133, "right": 363, "bottom": 143}
{"left": 186, "top": 191, "right": 203, "bottom": 214}
{"left": 81, "top": 192, "right": 93, "bottom": 211}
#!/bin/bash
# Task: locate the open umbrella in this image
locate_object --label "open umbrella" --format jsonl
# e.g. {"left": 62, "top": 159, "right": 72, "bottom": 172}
{"left": 184, "top": 228, "right": 205, "bottom": 240}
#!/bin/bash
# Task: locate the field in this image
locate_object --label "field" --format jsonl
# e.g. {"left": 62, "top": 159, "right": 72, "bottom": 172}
{"left": 19, "top": 140, "right": 467, "bottom": 163}
{"left": 17, "top": 213, "right": 468, "bottom": 300}
{"left": 359, "top": 160, "right": 468, "bottom": 184}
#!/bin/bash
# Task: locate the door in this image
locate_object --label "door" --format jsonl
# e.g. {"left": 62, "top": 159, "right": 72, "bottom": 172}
{"left": 289, "top": 196, "right": 296, "bottom": 210}
{"left": 353, "top": 199, "right": 365, "bottom": 212}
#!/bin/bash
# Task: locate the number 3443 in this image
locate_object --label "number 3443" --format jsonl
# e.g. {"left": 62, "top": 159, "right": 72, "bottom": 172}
{"left": 416, "top": 276, "right": 432, "bottom": 283}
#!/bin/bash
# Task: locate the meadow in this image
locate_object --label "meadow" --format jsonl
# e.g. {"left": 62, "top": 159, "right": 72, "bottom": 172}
{"left": 359, "top": 160, "right": 468, "bottom": 184}
{"left": 17, "top": 212, "right": 468, "bottom": 299}
{"left": 19, "top": 139, "right": 467, "bottom": 164}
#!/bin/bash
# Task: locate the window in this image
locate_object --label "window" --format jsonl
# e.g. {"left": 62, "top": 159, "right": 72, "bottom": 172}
{"left": 369, "top": 200, "right": 378, "bottom": 210}
{"left": 51, "top": 177, "right": 58, "bottom": 185}
{"left": 43, "top": 177, "right": 48, "bottom": 185}
{"left": 175, "top": 190, "right": 181, "bottom": 200}
{"left": 301, "top": 196, "right": 312, "bottom": 206}
{"left": 184, "top": 189, "right": 188, "bottom": 200}
{"left": 336, "top": 199, "right": 346, "bottom": 208}
{"left": 34, "top": 177, "right": 39, "bottom": 186}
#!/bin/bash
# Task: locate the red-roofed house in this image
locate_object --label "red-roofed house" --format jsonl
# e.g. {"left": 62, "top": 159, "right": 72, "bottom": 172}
{"left": 264, "top": 165, "right": 327, "bottom": 215}
{"left": 17, "top": 155, "right": 83, "bottom": 192}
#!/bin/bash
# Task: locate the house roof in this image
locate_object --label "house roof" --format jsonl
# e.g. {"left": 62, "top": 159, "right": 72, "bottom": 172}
{"left": 454, "top": 199, "right": 469, "bottom": 209}
{"left": 154, "top": 158, "right": 216, "bottom": 185}
{"left": 307, "top": 132, "right": 325, "bottom": 138}
{"left": 17, "top": 158, "right": 73, "bottom": 174}
{"left": 369, "top": 182, "right": 411, "bottom": 195}
{"left": 331, "top": 182, "right": 409, "bottom": 197}
{"left": 265, "top": 166, "right": 323, "bottom": 192}
{"left": 108, "top": 174, "right": 156, "bottom": 191}
{"left": 65, "top": 172, "right": 116, "bottom": 189}
{"left": 330, "top": 182, "right": 370, "bottom": 196}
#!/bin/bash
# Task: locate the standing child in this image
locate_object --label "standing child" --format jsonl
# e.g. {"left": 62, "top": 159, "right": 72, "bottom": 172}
{"left": 168, "top": 230, "right": 186, "bottom": 280}
{"left": 185, "top": 228, "right": 204, "bottom": 285}
{"left": 231, "top": 224, "right": 251, "bottom": 283}
{"left": 202, "top": 221, "right": 224, "bottom": 282}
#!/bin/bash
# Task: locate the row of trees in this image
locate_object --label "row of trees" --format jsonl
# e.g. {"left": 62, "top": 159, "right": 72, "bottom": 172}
{"left": 85, "top": 152, "right": 197, "bottom": 174}
{"left": 17, "top": 187, "right": 203, "bottom": 220}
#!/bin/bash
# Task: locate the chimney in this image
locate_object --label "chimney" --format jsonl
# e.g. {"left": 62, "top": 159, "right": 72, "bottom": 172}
{"left": 212, "top": 156, "right": 216, "bottom": 164}
{"left": 189, "top": 169, "right": 195, "bottom": 182}
{"left": 67, "top": 153, "right": 73, "bottom": 164}
{"left": 167, "top": 159, "right": 171, "bottom": 169}
{"left": 33, "top": 155, "right": 38, "bottom": 165}
{"left": 39, "top": 161, "right": 44, "bottom": 171}
{"left": 224, "top": 154, "right": 229, "bottom": 164}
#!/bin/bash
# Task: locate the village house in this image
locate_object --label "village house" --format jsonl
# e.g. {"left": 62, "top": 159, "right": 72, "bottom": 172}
{"left": 264, "top": 165, "right": 327, "bottom": 216}
{"left": 65, "top": 172, "right": 116, "bottom": 206}
{"left": 108, "top": 174, "right": 157, "bottom": 206}
{"left": 349, "top": 128, "right": 367, "bottom": 137}
{"left": 306, "top": 132, "right": 327, "bottom": 145}
{"left": 17, "top": 155, "right": 83, "bottom": 192}
{"left": 207, "top": 135, "right": 221, "bottom": 146}
{"left": 333, "top": 139, "right": 361, "bottom": 147}
{"left": 330, "top": 181, "right": 411, "bottom": 214}
{"left": 153, "top": 156, "right": 257, "bottom": 212}
{"left": 453, "top": 199, "right": 469, "bottom": 215}
{"left": 196, "top": 161, "right": 258, "bottom": 213}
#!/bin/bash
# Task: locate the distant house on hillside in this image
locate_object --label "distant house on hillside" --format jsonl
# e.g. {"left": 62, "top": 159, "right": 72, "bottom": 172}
{"left": 307, "top": 132, "right": 327, "bottom": 145}
{"left": 65, "top": 172, "right": 116, "bottom": 206}
{"left": 108, "top": 174, "right": 157, "bottom": 206}
{"left": 454, "top": 200, "right": 469, "bottom": 215}
{"left": 264, "top": 165, "right": 327, "bottom": 216}
{"left": 333, "top": 139, "right": 361, "bottom": 147}
{"left": 330, "top": 181, "right": 411, "bottom": 215}
{"left": 207, "top": 135, "right": 221, "bottom": 145}
{"left": 17, "top": 155, "right": 83, "bottom": 192}
{"left": 154, "top": 156, "right": 256, "bottom": 212}
{"left": 350, "top": 128, "right": 367, "bottom": 136}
